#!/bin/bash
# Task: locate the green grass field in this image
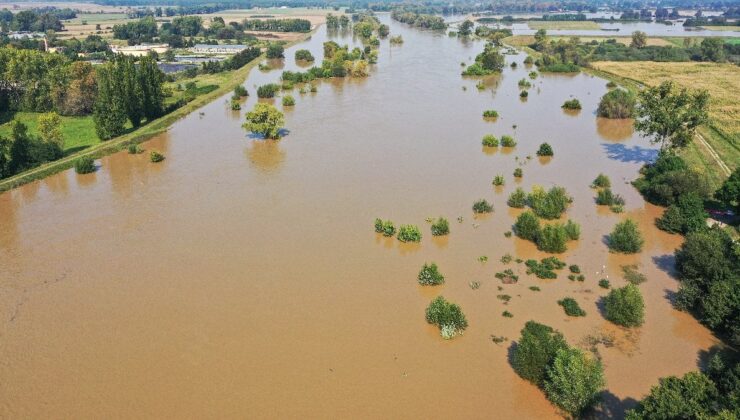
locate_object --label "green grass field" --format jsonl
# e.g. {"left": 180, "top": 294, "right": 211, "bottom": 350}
{"left": 0, "top": 112, "right": 99, "bottom": 154}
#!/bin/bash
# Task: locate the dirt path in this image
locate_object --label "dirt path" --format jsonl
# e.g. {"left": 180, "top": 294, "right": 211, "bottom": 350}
{"left": 696, "top": 131, "right": 732, "bottom": 176}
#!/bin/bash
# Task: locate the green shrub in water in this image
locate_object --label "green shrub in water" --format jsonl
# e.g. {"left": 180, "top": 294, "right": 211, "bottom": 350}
{"left": 397, "top": 224, "right": 422, "bottom": 242}
{"left": 431, "top": 217, "right": 450, "bottom": 236}
{"left": 418, "top": 263, "right": 445, "bottom": 286}
{"left": 536, "top": 143, "right": 554, "bottom": 157}
{"left": 501, "top": 135, "right": 517, "bottom": 147}
{"left": 473, "top": 199, "right": 493, "bottom": 214}
{"left": 374, "top": 218, "right": 396, "bottom": 237}
{"left": 482, "top": 134, "right": 499, "bottom": 147}
{"left": 425, "top": 296, "right": 468, "bottom": 339}
{"left": 492, "top": 175, "right": 505, "bottom": 186}
{"left": 74, "top": 156, "right": 96, "bottom": 174}
{"left": 508, "top": 187, "right": 527, "bottom": 208}
{"left": 558, "top": 297, "right": 586, "bottom": 317}
{"left": 150, "top": 151, "right": 165, "bottom": 163}
{"left": 483, "top": 110, "right": 499, "bottom": 118}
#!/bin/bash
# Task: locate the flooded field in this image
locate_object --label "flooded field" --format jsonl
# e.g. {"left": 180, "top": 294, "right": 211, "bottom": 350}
{"left": 0, "top": 16, "right": 720, "bottom": 419}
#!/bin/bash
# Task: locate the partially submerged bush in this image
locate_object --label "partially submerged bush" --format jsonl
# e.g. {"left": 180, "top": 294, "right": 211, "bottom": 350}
{"left": 597, "top": 88, "right": 636, "bottom": 119}
{"left": 596, "top": 188, "right": 625, "bottom": 207}
{"left": 536, "top": 143, "right": 554, "bottom": 157}
{"left": 431, "top": 217, "right": 450, "bottom": 236}
{"left": 127, "top": 144, "right": 141, "bottom": 154}
{"left": 483, "top": 110, "right": 499, "bottom": 118}
{"left": 537, "top": 223, "right": 568, "bottom": 253}
{"left": 562, "top": 99, "right": 582, "bottom": 110}
{"left": 518, "top": 78, "right": 532, "bottom": 89}
{"left": 608, "top": 219, "right": 644, "bottom": 253}
{"left": 425, "top": 296, "right": 468, "bottom": 339}
{"left": 520, "top": 90, "right": 529, "bottom": 98}
{"left": 374, "top": 218, "right": 396, "bottom": 236}
{"left": 282, "top": 95, "right": 296, "bottom": 106}
{"left": 418, "top": 263, "right": 445, "bottom": 286}
{"left": 514, "top": 211, "right": 540, "bottom": 241}
{"left": 501, "top": 135, "right": 517, "bottom": 147}
{"left": 472, "top": 199, "right": 493, "bottom": 214}
{"left": 256, "top": 83, "right": 280, "bottom": 98}
{"left": 508, "top": 187, "right": 527, "bottom": 208}
{"left": 492, "top": 175, "right": 505, "bottom": 186}
{"left": 294, "top": 49, "right": 315, "bottom": 62}
{"left": 397, "top": 224, "right": 422, "bottom": 242}
{"left": 598, "top": 279, "right": 610, "bottom": 289}
{"left": 482, "top": 134, "right": 499, "bottom": 147}
{"left": 528, "top": 186, "right": 571, "bottom": 219}
{"left": 512, "top": 321, "right": 568, "bottom": 386}
{"left": 564, "top": 220, "right": 580, "bottom": 240}
{"left": 74, "top": 156, "right": 96, "bottom": 174}
{"left": 525, "top": 257, "right": 566, "bottom": 279}
{"left": 234, "top": 85, "right": 248, "bottom": 97}
{"left": 604, "top": 284, "right": 645, "bottom": 327}
{"left": 592, "top": 173, "right": 611, "bottom": 188}
{"left": 150, "top": 151, "right": 165, "bottom": 163}
{"left": 558, "top": 297, "right": 586, "bottom": 317}
{"left": 514, "top": 167, "right": 523, "bottom": 178}
{"left": 621, "top": 264, "right": 647, "bottom": 285}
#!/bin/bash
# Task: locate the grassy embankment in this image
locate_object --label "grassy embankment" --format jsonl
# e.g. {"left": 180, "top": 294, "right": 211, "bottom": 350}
{"left": 0, "top": 31, "right": 315, "bottom": 194}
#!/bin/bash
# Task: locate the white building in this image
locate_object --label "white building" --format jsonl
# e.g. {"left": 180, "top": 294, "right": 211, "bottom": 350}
{"left": 111, "top": 43, "right": 169, "bottom": 57}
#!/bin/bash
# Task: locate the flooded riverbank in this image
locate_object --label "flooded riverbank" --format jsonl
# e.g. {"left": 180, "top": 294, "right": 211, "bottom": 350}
{"left": 0, "top": 15, "right": 720, "bottom": 418}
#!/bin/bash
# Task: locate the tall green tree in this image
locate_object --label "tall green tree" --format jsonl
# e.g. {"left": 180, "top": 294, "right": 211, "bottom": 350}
{"left": 37, "top": 112, "right": 63, "bottom": 149}
{"left": 635, "top": 81, "right": 709, "bottom": 150}
{"left": 458, "top": 19, "right": 474, "bottom": 36}
{"left": 0, "top": 135, "right": 10, "bottom": 178}
{"left": 8, "top": 121, "right": 33, "bottom": 174}
{"left": 630, "top": 30, "right": 647, "bottom": 48}
{"left": 544, "top": 347, "right": 605, "bottom": 417}
{"left": 118, "top": 55, "right": 144, "bottom": 127}
{"left": 138, "top": 55, "right": 165, "bottom": 121}
{"left": 714, "top": 168, "right": 740, "bottom": 211}
{"left": 243, "top": 103, "right": 285, "bottom": 139}
{"left": 93, "top": 65, "right": 127, "bottom": 140}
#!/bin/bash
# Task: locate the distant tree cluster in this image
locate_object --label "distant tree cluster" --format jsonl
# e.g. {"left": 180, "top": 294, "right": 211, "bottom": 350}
{"left": 390, "top": 8, "right": 447, "bottom": 30}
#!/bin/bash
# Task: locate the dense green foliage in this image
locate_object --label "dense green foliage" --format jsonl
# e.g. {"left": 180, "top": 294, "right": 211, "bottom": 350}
{"left": 634, "top": 152, "right": 711, "bottom": 206}
{"left": 514, "top": 211, "right": 540, "bottom": 241}
{"left": 500, "top": 135, "right": 516, "bottom": 147}
{"left": 149, "top": 150, "right": 165, "bottom": 163}
{"left": 282, "top": 95, "right": 296, "bottom": 107}
{"left": 626, "top": 354, "right": 740, "bottom": 419}
{"left": 561, "top": 99, "right": 581, "bottom": 110}
{"left": 492, "top": 175, "right": 505, "bottom": 186}
{"left": 597, "top": 89, "right": 635, "bottom": 119}
{"left": 257, "top": 84, "right": 280, "bottom": 99}
{"left": 243, "top": 18, "right": 311, "bottom": 33}
{"left": 418, "top": 263, "right": 445, "bottom": 286}
{"left": 607, "top": 219, "right": 644, "bottom": 253}
{"left": 635, "top": 81, "right": 709, "bottom": 150}
{"left": 536, "top": 143, "right": 553, "bottom": 157}
{"left": 425, "top": 296, "right": 468, "bottom": 339}
{"left": 462, "top": 41, "right": 505, "bottom": 75}
{"left": 715, "top": 168, "right": 740, "bottom": 211}
{"left": 537, "top": 223, "right": 569, "bottom": 253}
{"left": 512, "top": 321, "right": 568, "bottom": 386}
{"left": 656, "top": 193, "right": 707, "bottom": 234}
{"left": 374, "top": 218, "right": 396, "bottom": 237}
{"left": 0, "top": 120, "right": 62, "bottom": 178}
{"left": 397, "top": 224, "right": 422, "bottom": 242}
{"left": 592, "top": 173, "right": 611, "bottom": 188}
{"left": 527, "top": 186, "right": 571, "bottom": 219}
{"left": 604, "top": 284, "right": 645, "bottom": 327}
{"left": 242, "top": 103, "right": 285, "bottom": 139}
{"left": 431, "top": 217, "right": 450, "bottom": 236}
{"left": 559, "top": 297, "right": 586, "bottom": 317}
{"left": 674, "top": 227, "right": 740, "bottom": 346}
{"left": 391, "top": 9, "right": 447, "bottom": 30}
{"left": 543, "top": 347, "right": 605, "bottom": 417}
{"left": 294, "top": 49, "right": 315, "bottom": 62}
{"left": 472, "top": 199, "right": 493, "bottom": 214}
{"left": 508, "top": 187, "right": 527, "bottom": 208}
{"left": 482, "top": 110, "right": 499, "bottom": 118}
{"left": 481, "top": 134, "right": 499, "bottom": 147}
{"left": 74, "top": 156, "right": 96, "bottom": 174}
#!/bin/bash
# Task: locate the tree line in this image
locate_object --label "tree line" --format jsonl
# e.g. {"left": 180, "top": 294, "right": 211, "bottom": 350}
{"left": 0, "top": 7, "right": 73, "bottom": 33}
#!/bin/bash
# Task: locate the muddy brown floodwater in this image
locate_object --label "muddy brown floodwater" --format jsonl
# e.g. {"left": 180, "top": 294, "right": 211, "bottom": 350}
{"left": 0, "top": 15, "right": 721, "bottom": 419}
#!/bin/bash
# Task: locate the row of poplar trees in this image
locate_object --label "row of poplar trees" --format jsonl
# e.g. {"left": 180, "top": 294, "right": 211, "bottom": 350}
{"left": 93, "top": 55, "right": 165, "bottom": 140}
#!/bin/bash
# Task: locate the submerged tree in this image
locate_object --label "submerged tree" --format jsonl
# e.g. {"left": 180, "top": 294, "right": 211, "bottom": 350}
{"left": 243, "top": 103, "right": 285, "bottom": 139}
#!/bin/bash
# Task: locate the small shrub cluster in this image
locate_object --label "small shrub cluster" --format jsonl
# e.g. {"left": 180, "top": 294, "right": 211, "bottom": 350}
{"left": 234, "top": 85, "right": 248, "bottom": 98}
{"left": 520, "top": 90, "right": 529, "bottom": 98}
{"left": 525, "top": 257, "right": 566, "bottom": 279}
{"left": 127, "top": 144, "right": 141, "bottom": 154}
{"left": 621, "top": 264, "right": 647, "bottom": 285}
{"left": 257, "top": 83, "right": 280, "bottom": 98}
{"left": 561, "top": 99, "right": 582, "bottom": 110}
{"left": 397, "top": 224, "right": 422, "bottom": 242}
{"left": 597, "top": 88, "right": 635, "bottom": 119}
{"left": 502, "top": 310, "right": 514, "bottom": 318}
{"left": 596, "top": 188, "right": 625, "bottom": 207}
{"left": 604, "top": 284, "right": 645, "bottom": 327}
{"left": 483, "top": 110, "right": 499, "bottom": 118}
{"left": 294, "top": 49, "right": 315, "bottom": 62}
{"left": 74, "top": 156, "right": 96, "bottom": 174}
{"left": 527, "top": 186, "right": 572, "bottom": 219}
{"left": 431, "top": 217, "right": 450, "bottom": 236}
{"left": 518, "top": 78, "right": 531, "bottom": 89}
{"left": 514, "top": 168, "right": 523, "bottom": 178}
{"left": 282, "top": 95, "right": 296, "bottom": 106}
{"left": 607, "top": 219, "right": 644, "bottom": 253}
{"left": 598, "top": 279, "right": 611, "bottom": 289}
{"left": 492, "top": 175, "right": 505, "bottom": 186}
{"left": 569, "top": 265, "right": 580, "bottom": 274}
{"left": 508, "top": 188, "right": 527, "bottom": 208}
{"left": 558, "top": 297, "right": 586, "bottom": 317}
{"left": 592, "top": 174, "right": 611, "bottom": 188}
{"left": 536, "top": 143, "right": 553, "bottom": 157}
{"left": 501, "top": 135, "right": 517, "bottom": 147}
{"left": 482, "top": 134, "right": 499, "bottom": 147}
{"left": 425, "top": 296, "right": 468, "bottom": 339}
{"left": 514, "top": 211, "right": 579, "bottom": 252}
{"left": 374, "top": 218, "right": 396, "bottom": 237}
{"left": 495, "top": 269, "right": 519, "bottom": 284}
{"left": 472, "top": 199, "right": 493, "bottom": 214}
{"left": 418, "top": 263, "right": 445, "bottom": 286}
{"left": 656, "top": 193, "right": 707, "bottom": 235}
{"left": 150, "top": 151, "right": 165, "bottom": 163}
